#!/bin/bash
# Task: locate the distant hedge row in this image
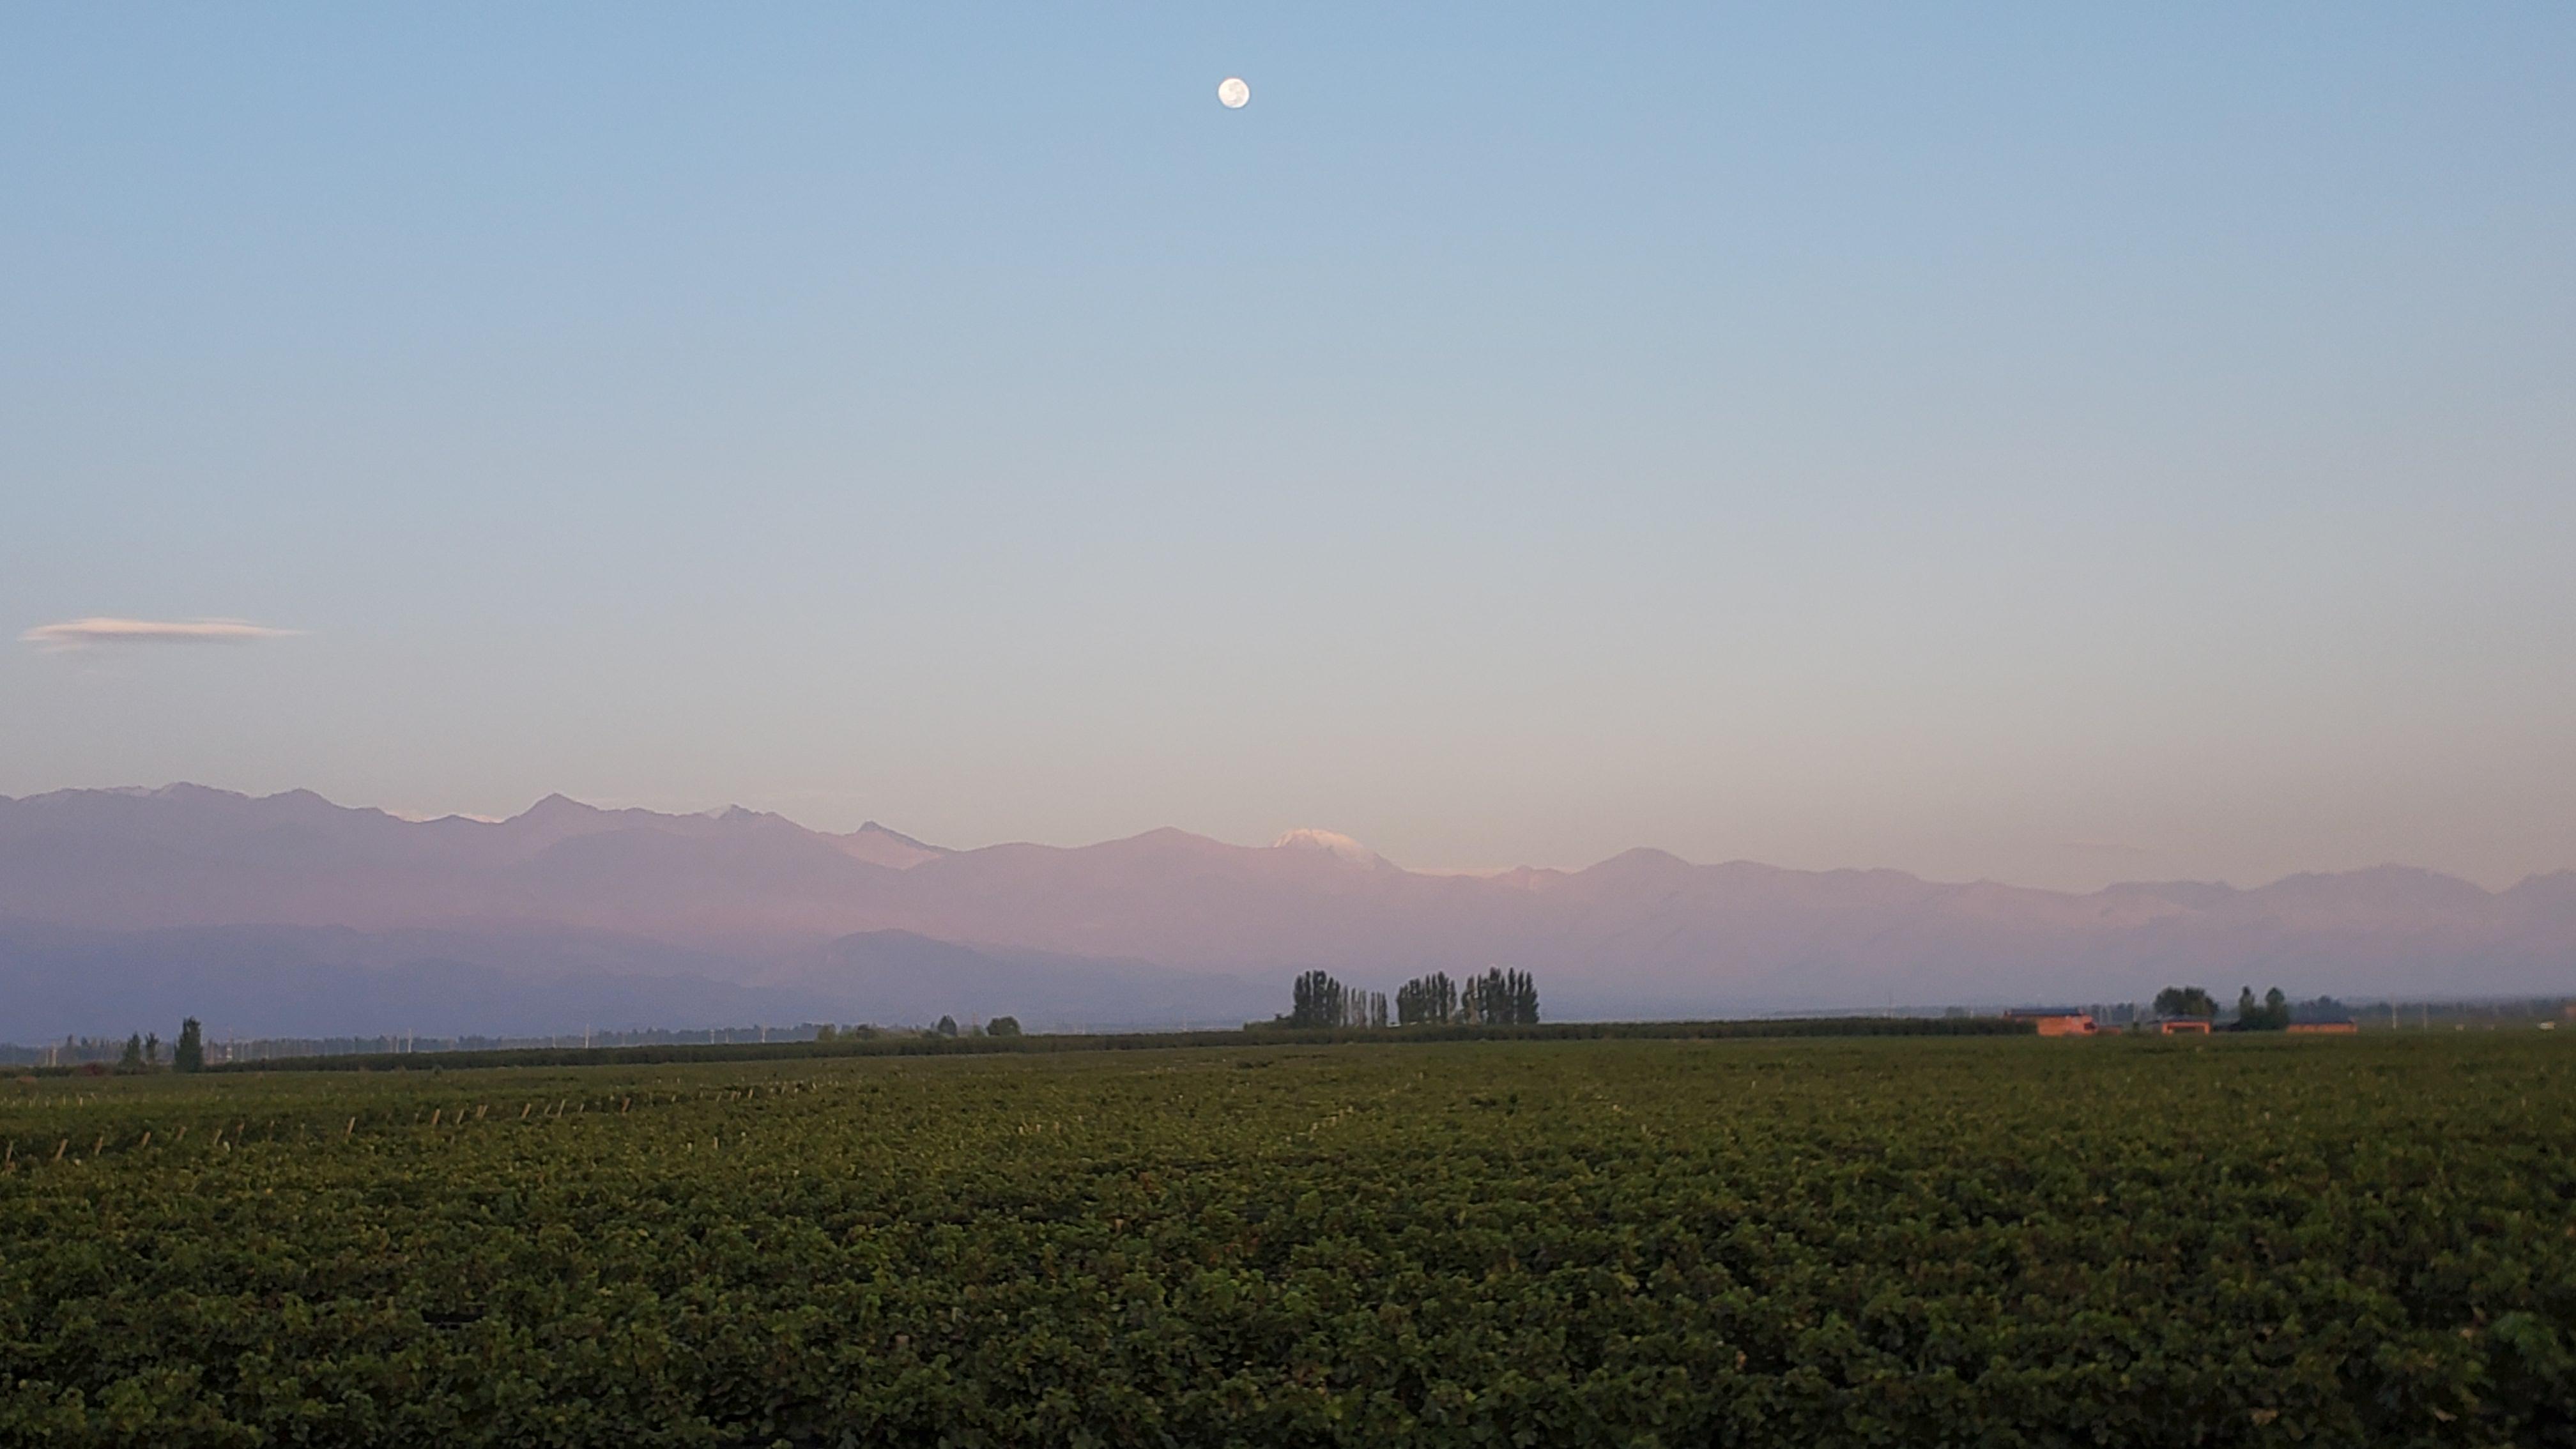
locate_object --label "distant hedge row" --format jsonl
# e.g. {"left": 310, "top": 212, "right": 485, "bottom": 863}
{"left": 213, "top": 1013, "right": 2031, "bottom": 1073}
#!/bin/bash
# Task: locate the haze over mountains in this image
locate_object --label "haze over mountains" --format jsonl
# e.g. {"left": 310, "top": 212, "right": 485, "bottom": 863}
{"left": 3, "top": 785, "right": 2570, "bottom": 1039}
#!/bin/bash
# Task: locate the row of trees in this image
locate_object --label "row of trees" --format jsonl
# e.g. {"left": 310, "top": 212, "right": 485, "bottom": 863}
{"left": 815, "top": 1016, "right": 1019, "bottom": 1043}
{"left": 1287, "top": 969, "right": 1542, "bottom": 1029}
{"left": 1399, "top": 969, "right": 1541, "bottom": 1026}
{"left": 2152, "top": 985, "right": 2294, "bottom": 1031}
{"left": 1288, "top": 971, "right": 1390, "bottom": 1029}
{"left": 98, "top": 1019, "right": 205, "bottom": 1073}
{"left": 1395, "top": 972, "right": 1457, "bottom": 1025}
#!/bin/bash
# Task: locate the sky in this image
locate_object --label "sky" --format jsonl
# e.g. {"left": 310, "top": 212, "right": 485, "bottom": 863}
{"left": 4, "top": 4, "right": 2573, "bottom": 891}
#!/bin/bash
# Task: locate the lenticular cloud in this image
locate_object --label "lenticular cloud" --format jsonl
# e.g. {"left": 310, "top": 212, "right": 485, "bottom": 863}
{"left": 20, "top": 617, "right": 302, "bottom": 651}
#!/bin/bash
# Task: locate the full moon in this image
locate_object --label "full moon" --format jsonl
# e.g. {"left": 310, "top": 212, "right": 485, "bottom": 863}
{"left": 1217, "top": 77, "right": 1250, "bottom": 109}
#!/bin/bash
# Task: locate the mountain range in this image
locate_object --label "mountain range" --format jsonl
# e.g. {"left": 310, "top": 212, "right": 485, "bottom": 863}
{"left": 3, "top": 784, "right": 2570, "bottom": 1039}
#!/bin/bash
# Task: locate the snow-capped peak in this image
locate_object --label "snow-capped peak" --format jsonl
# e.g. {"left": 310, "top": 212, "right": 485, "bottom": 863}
{"left": 1271, "top": 828, "right": 1387, "bottom": 868}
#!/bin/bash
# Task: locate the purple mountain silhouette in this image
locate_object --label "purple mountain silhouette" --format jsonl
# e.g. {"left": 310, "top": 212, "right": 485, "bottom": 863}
{"left": 2, "top": 785, "right": 2568, "bottom": 1037}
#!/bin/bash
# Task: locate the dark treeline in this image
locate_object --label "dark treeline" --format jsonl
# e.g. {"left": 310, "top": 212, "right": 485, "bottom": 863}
{"left": 11, "top": 1018, "right": 206, "bottom": 1073}
{"left": 11, "top": 1022, "right": 850, "bottom": 1070}
{"left": 1287, "top": 970, "right": 1389, "bottom": 1029}
{"left": 34, "top": 995, "right": 2566, "bottom": 1075}
{"left": 1396, "top": 972, "right": 1457, "bottom": 1025}
{"left": 1289, "top": 968, "right": 1540, "bottom": 1029}
{"left": 206, "top": 1012, "right": 2033, "bottom": 1074}
{"left": 2234, "top": 986, "right": 2292, "bottom": 1031}
{"left": 1395, "top": 969, "right": 1539, "bottom": 1026}
{"left": 2153, "top": 985, "right": 2313, "bottom": 1031}
{"left": 1464, "top": 969, "right": 1538, "bottom": 1026}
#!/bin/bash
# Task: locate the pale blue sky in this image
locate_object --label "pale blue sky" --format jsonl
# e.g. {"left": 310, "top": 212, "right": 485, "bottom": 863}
{"left": 6, "top": 4, "right": 2572, "bottom": 889}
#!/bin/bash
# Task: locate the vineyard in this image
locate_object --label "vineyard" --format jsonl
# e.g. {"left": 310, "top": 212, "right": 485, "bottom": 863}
{"left": 3, "top": 1034, "right": 2572, "bottom": 1446}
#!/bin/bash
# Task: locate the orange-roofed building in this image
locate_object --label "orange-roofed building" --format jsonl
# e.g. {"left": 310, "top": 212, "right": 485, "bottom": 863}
{"left": 2287, "top": 1020, "right": 2359, "bottom": 1035}
{"left": 2009, "top": 1009, "right": 2099, "bottom": 1037}
{"left": 2155, "top": 1018, "right": 2213, "bottom": 1035}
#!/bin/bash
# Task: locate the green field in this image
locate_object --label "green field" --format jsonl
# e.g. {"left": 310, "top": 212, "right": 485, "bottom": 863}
{"left": 4, "top": 1034, "right": 2572, "bottom": 1446}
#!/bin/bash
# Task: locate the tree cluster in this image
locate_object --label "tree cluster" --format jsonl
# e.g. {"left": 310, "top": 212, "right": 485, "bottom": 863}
{"left": 1392, "top": 969, "right": 1540, "bottom": 1027}
{"left": 1460, "top": 968, "right": 1540, "bottom": 1026}
{"left": 1395, "top": 972, "right": 1456, "bottom": 1025}
{"left": 1288, "top": 970, "right": 1389, "bottom": 1029}
{"left": 79, "top": 1020, "right": 202, "bottom": 1073}
{"left": 2152, "top": 986, "right": 2219, "bottom": 1020}
{"left": 2154, "top": 985, "right": 2295, "bottom": 1031}
{"left": 2233, "top": 986, "right": 2292, "bottom": 1031}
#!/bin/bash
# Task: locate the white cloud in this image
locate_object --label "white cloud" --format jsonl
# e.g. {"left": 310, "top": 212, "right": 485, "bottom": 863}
{"left": 20, "top": 617, "right": 303, "bottom": 652}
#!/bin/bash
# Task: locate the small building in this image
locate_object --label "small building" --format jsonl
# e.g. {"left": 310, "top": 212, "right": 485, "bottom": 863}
{"left": 2287, "top": 1020, "right": 2359, "bottom": 1035}
{"left": 2009, "top": 1009, "right": 2098, "bottom": 1037}
{"left": 2154, "top": 1018, "right": 2212, "bottom": 1036}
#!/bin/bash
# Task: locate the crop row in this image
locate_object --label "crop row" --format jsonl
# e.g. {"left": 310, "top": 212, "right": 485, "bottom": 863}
{"left": 3, "top": 1035, "right": 2570, "bottom": 1446}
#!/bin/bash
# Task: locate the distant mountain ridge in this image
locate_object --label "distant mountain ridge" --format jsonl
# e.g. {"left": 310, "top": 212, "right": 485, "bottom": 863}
{"left": 1, "top": 784, "right": 2569, "bottom": 1038}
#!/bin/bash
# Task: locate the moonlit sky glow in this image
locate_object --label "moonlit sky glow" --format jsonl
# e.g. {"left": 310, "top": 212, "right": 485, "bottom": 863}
{"left": 4, "top": 5, "right": 2573, "bottom": 889}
